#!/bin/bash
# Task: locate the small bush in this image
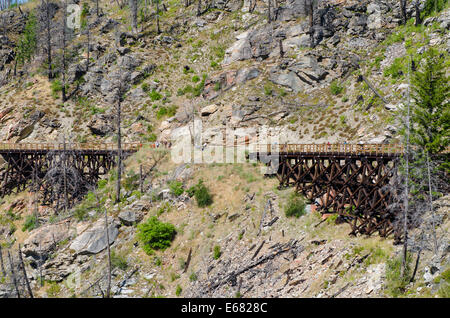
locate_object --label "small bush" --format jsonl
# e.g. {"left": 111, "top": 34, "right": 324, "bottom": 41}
{"left": 111, "top": 249, "right": 128, "bottom": 271}
{"left": 213, "top": 245, "right": 221, "bottom": 260}
{"left": 22, "top": 214, "right": 38, "bottom": 232}
{"left": 330, "top": 80, "right": 344, "bottom": 95}
{"left": 188, "top": 179, "right": 213, "bottom": 207}
{"left": 383, "top": 57, "right": 406, "bottom": 78}
{"left": 137, "top": 217, "right": 177, "bottom": 254}
{"left": 169, "top": 181, "right": 184, "bottom": 196}
{"left": 141, "top": 83, "right": 150, "bottom": 92}
{"left": 175, "top": 285, "right": 182, "bottom": 296}
{"left": 149, "top": 89, "right": 162, "bottom": 101}
{"left": 50, "top": 80, "right": 63, "bottom": 99}
{"left": 385, "top": 255, "right": 412, "bottom": 297}
{"left": 284, "top": 193, "right": 306, "bottom": 218}
{"left": 189, "top": 272, "right": 198, "bottom": 282}
{"left": 46, "top": 282, "right": 61, "bottom": 298}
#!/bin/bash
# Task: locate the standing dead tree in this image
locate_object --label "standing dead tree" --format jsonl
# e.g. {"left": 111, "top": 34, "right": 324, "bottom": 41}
{"left": 400, "top": 0, "right": 407, "bottom": 25}
{"left": 115, "top": 74, "right": 124, "bottom": 204}
{"left": 41, "top": 0, "right": 54, "bottom": 79}
{"left": 129, "top": 0, "right": 138, "bottom": 33}
{"left": 61, "top": 0, "right": 67, "bottom": 101}
{"left": 0, "top": 245, "right": 6, "bottom": 277}
{"left": 104, "top": 208, "right": 112, "bottom": 298}
{"left": 304, "top": 0, "right": 317, "bottom": 47}
{"left": 18, "top": 245, "right": 33, "bottom": 298}
{"left": 7, "top": 251, "right": 20, "bottom": 298}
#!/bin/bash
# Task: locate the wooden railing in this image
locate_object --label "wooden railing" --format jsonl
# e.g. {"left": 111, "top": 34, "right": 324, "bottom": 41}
{"left": 0, "top": 142, "right": 143, "bottom": 152}
{"left": 254, "top": 144, "right": 450, "bottom": 156}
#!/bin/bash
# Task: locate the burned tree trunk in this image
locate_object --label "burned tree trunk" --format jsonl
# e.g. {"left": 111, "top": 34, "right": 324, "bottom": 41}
{"left": 104, "top": 208, "right": 112, "bottom": 298}
{"left": 18, "top": 245, "right": 33, "bottom": 298}
{"left": 7, "top": 251, "right": 20, "bottom": 298}
{"left": 116, "top": 82, "right": 123, "bottom": 204}
{"left": 400, "top": 0, "right": 407, "bottom": 25}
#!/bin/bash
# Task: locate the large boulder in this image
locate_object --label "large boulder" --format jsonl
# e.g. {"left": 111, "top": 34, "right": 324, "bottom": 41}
{"left": 87, "top": 114, "right": 115, "bottom": 136}
{"left": 69, "top": 219, "right": 119, "bottom": 255}
{"left": 22, "top": 220, "right": 72, "bottom": 260}
{"left": 118, "top": 211, "right": 143, "bottom": 226}
{"left": 201, "top": 104, "right": 219, "bottom": 116}
{"left": 269, "top": 71, "right": 304, "bottom": 93}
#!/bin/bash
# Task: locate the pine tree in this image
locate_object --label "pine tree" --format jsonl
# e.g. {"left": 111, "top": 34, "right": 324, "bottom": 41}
{"left": 411, "top": 48, "right": 449, "bottom": 155}
{"left": 15, "top": 10, "right": 37, "bottom": 67}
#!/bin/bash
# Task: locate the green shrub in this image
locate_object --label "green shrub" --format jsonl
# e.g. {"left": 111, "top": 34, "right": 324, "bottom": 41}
{"left": 175, "top": 284, "right": 182, "bottom": 296}
{"left": 383, "top": 57, "right": 406, "bottom": 78}
{"left": 213, "top": 245, "right": 221, "bottom": 260}
{"left": 189, "top": 272, "right": 198, "bottom": 282}
{"left": 192, "top": 75, "right": 200, "bottom": 83}
{"left": 51, "top": 80, "right": 63, "bottom": 99}
{"left": 330, "top": 80, "right": 344, "bottom": 95}
{"left": 97, "top": 179, "right": 108, "bottom": 189}
{"left": 385, "top": 255, "right": 412, "bottom": 297}
{"left": 46, "top": 282, "right": 61, "bottom": 298}
{"left": 22, "top": 214, "right": 38, "bottom": 232}
{"left": 141, "top": 82, "right": 150, "bottom": 92}
{"left": 156, "top": 105, "right": 178, "bottom": 120}
{"left": 422, "top": 0, "right": 448, "bottom": 18}
{"left": 149, "top": 89, "right": 162, "bottom": 101}
{"left": 284, "top": 193, "right": 306, "bottom": 218}
{"left": 111, "top": 249, "right": 128, "bottom": 270}
{"left": 137, "top": 217, "right": 177, "bottom": 254}
{"left": 169, "top": 181, "right": 184, "bottom": 196}
{"left": 188, "top": 180, "right": 213, "bottom": 207}
{"left": 147, "top": 133, "right": 157, "bottom": 142}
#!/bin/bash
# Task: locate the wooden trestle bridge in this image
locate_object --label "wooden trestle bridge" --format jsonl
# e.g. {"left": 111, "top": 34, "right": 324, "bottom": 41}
{"left": 0, "top": 143, "right": 142, "bottom": 209}
{"left": 0, "top": 142, "right": 448, "bottom": 240}
{"left": 251, "top": 143, "right": 449, "bottom": 242}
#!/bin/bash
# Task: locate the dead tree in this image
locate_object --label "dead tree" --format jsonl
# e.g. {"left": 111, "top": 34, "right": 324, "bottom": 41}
{"left": 400, "top": 0, "right": 407, "bottom": 25}
{"left": 42, "top": 0, "right": 53, "bottom": 79}
{"left": 401, "top": 56, "right": 412, "bottom": 277}
{"left": 268, "top": 0, "right": 272, "bottom": 22}
{"left": 96, "top": 0, "right": 100, "bottom": 17}
{"left": 0, "top": 245, "right": 6, "bottom": 277}
{"left": 86, "top": 13, "right": 90, "bottom": 72}
{"left": 18, "top": 245, "right": 33, "bottom": 298}
{"left": 116, "top": 80, "right": 123, "bottom": 204}
{"left": 197, "top": 0, "right": 201, "bottom": 16}
{"left": 7, "top": 251, "right": 20, "bottom": 298}
{"left": 104, "top": 208, "right": 112, "bottom": 298}
{"left": 304, "top": 0, "right": 316, "bottom": 47}
{"left": 414, "top": 0, "right": 421, "bottom": 26}
{"left": 155, "top": 0, "right": 161, "bottom": 34}
{"left": 61, "top": 0, "right": 67, "bottom": 101}
{"left": 129, "top": 0, "right": 138, "bottom": 33}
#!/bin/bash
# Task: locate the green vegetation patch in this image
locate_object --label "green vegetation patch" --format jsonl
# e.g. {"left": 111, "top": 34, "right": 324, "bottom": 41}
{"left": 137, "top": 217, "right": 177, "bottom": 254}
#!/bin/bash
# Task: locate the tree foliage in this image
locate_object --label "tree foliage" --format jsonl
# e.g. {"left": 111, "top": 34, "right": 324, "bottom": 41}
{"left": 137, "top": 217, "right": 177, "bottom": 254}
{"left": 16, "top": 10, "right": 37, "bottom": 66}
{"left": 411, "top": 48, "right": 449, "bottom": 155}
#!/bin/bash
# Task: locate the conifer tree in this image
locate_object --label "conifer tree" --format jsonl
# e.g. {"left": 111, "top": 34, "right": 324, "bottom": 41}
{"left": 411, "top": 48, "right": 449, "bottom": 155}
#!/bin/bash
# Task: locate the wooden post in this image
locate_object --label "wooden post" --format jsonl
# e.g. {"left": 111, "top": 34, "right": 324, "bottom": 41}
{"left": 18, "top": 245, "right": 33, "bottom": 298}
